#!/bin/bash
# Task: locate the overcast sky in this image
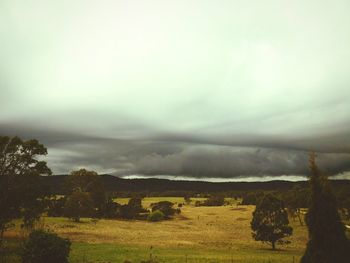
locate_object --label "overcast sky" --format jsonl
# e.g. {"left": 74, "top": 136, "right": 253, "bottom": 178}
{"left": 1, "top": 0, "right": 350, "bottom": 181}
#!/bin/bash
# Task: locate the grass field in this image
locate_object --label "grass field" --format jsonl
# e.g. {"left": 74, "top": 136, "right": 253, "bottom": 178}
{"left": 3, "top": 197, "right": 308, "bottom": 263}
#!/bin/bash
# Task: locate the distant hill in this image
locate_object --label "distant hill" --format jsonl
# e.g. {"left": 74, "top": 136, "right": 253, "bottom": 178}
{"left": 40, "top": 174, "right": 350, "bottom": 195}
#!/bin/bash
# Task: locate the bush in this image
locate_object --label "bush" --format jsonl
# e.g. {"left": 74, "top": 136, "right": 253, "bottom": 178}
{"left": 101, "top": 198, "right": 121, "bottom": 218}
{"left": 118, "top": 198, "right": 146, "bottom": 219}
{"left": 21, "top": 230, "right": 71, "bottom": 263}
{"left": 196, "top": 196, "right": 225, "bottom": 206}
{"left": 150, "top": 201, "right": 178, "bottom": 218}
{"left": 147, "top": 210, "right": 165, "bottom": 222}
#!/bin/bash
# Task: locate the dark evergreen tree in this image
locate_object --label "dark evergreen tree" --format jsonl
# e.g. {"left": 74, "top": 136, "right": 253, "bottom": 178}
{"left": 251, "top": 194, "right": 293, "bottom": 250}
{"left": 301, "top": 153, "right": 350, "bottom": 263}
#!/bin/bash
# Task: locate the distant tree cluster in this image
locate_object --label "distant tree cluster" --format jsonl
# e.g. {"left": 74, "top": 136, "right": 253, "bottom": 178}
{"left": 241, "top": 191, "right": 265, "bottom": 205}
{"left": 45, "top": 170, "right": 181, "bottom": 222}
{"left": 150, "top": 201, "right": 180, "bottom": 219}
{"left": 195, "top": 195, "right": 225, "bottom": 207}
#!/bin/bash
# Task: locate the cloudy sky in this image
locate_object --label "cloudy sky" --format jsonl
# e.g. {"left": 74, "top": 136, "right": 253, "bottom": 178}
{"left": 1, "top": 0, "right": 350, "bottom": 181}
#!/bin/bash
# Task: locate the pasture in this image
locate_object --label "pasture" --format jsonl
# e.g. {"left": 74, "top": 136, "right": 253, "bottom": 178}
{"left": 3, "top": 197, "right": 308, "bottom": 263}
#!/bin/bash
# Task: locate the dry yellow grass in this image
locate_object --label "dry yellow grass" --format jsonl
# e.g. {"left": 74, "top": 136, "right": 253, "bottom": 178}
{"left": 4, "top": 198, "right": 311, "bottom": 262}
{"left": 6, "top": 200, "right": 308, "bottom": 252}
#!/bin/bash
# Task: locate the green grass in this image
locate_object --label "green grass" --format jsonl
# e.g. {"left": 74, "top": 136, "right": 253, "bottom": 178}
{"left": 69, "top": 242, "right": 301, "bottom": 263}
{"left": 2, "top": 239, "right": 301, "bottom": 263}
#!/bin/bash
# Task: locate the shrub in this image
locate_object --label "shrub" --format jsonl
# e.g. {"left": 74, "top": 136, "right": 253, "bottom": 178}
{"left": 147, "top": 210, "right": 165, "bottom": 222}
{"left": 184, "top": 195, "right": 191, "bottom": 204}
{"left": 101, "top": 198, "right": 121, "bottom": 218}
{"left": 21, "top": 230, "right": 71, "bottom": 263}
{"left": 118, "top": 198, "right": 146, "bottom": 219}
{"left": 197, "top": 195, "right": 225, "bottom": 206}
{"left": 150, "top": 201, "right": 178, "bottom": 218}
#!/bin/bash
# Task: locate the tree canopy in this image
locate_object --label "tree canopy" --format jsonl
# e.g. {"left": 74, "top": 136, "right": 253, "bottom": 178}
{"left": 0, "top": 136, "right": 51, "bottom": 247}
{"left": 251, "top": 194, "right": 293, "bottom": 250}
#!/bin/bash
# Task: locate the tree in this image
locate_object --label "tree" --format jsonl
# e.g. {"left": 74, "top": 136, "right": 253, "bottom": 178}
{"left": 301, "top": 153, "right": 350, "bottom": 263}
{"left": 184, "top": 195, "right": 191, "bottom": 205}
{"left": 0, "top": 136, "right": 51, "bottom": 177}
{"left": 284, "top": 186, "right": 310, "bottom": 226}
{"left": 0, "top": 136, "right": 51, "bottom": 248}
{"left": 119, "top": 197, "right": 145, "bottom": 219}
{"left": 202, "top": 195, "right": 225, "bottom": 206}
{"left": 65, "top": 168, "right": 106, "bottom": 215}
{"left": 64, "top": 191, "right": 94, "bottom": 222}
{"left": 241, "top": 191, "right": 264, "bottom": 205}
{"left": 47, "top": 196, "right": 67, "bottom": 217}
{"left": 65, "top": 168, "right": 99, "bottom": 193}
{"left": 251, "top": 194, "right": 293, "bottom": 250}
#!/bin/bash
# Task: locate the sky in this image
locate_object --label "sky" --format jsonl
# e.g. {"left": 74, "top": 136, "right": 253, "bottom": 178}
{"left": 1, "top": 0, "right": 350, "bottom": 181}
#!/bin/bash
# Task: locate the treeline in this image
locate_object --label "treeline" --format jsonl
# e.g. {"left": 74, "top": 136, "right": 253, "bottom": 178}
{"left": 240, "top": 185, "right": 350, "bottom": 222}
{"left": 40, "top": 174, "right": 350, "bottom": 195}
{"left": 47, "top": 169, "right": 181, "bottom": 222}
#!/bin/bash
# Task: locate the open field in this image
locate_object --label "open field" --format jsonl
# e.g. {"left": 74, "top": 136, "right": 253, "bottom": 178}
{"left": 4, "top": 197, "right": 309, "bottom": 263}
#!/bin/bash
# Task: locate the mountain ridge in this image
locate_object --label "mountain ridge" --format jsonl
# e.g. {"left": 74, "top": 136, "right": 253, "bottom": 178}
{"left": 40, "top": 174, "right": 350, "bottom": 194}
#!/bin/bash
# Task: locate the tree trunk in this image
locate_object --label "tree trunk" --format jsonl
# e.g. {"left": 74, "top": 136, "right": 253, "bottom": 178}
{"left": 0, "top": 225, "right": 5, "bottom": 248}
{"left": 272, "top": 241, "right": 276, "bottom": 250}
{"left": 296, "top": 209, "right": 303, "bottom": 226}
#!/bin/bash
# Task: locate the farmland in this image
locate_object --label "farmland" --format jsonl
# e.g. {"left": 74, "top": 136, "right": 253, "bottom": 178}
{"left": 3, "top": 197, "right": 308, "bottom": 263}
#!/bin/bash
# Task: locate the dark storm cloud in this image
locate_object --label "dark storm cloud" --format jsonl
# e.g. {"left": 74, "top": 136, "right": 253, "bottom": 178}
{"left": 49, "top": 138, "right": 350, "bottom": 178}
{"left": 132, "top": 148, "right": 350, "bottom": 178}
{"left": 1, "top": 122, "right": 350, "bottom": 179}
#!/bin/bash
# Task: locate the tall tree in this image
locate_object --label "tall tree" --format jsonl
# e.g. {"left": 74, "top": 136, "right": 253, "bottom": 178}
{"left": 301, "top": 153, "right": 350, "bottom": 263}
{"left": 0, "top": 136, "right": 51, "bottom": 247}
{"left": 65, "top": 168, "right": 106, "bottom": 214}
{"left": 65, "top": 168, "right": 99, "bottom": 193}
{"left": 64, "top": 191, "right": 94, "bottom": 222}
{"left": 251, "top": 194, "right": 293, "bottom": 250}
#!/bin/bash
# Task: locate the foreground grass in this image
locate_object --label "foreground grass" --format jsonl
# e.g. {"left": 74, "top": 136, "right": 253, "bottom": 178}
{"left": 3, "top": 239, "right": 302, "bottom": 263}
{"left": 70, "top": 242, "right": 302, "bottom": 263}
{"left": 4, "top": 197, "right": 307, "bottom": 262}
